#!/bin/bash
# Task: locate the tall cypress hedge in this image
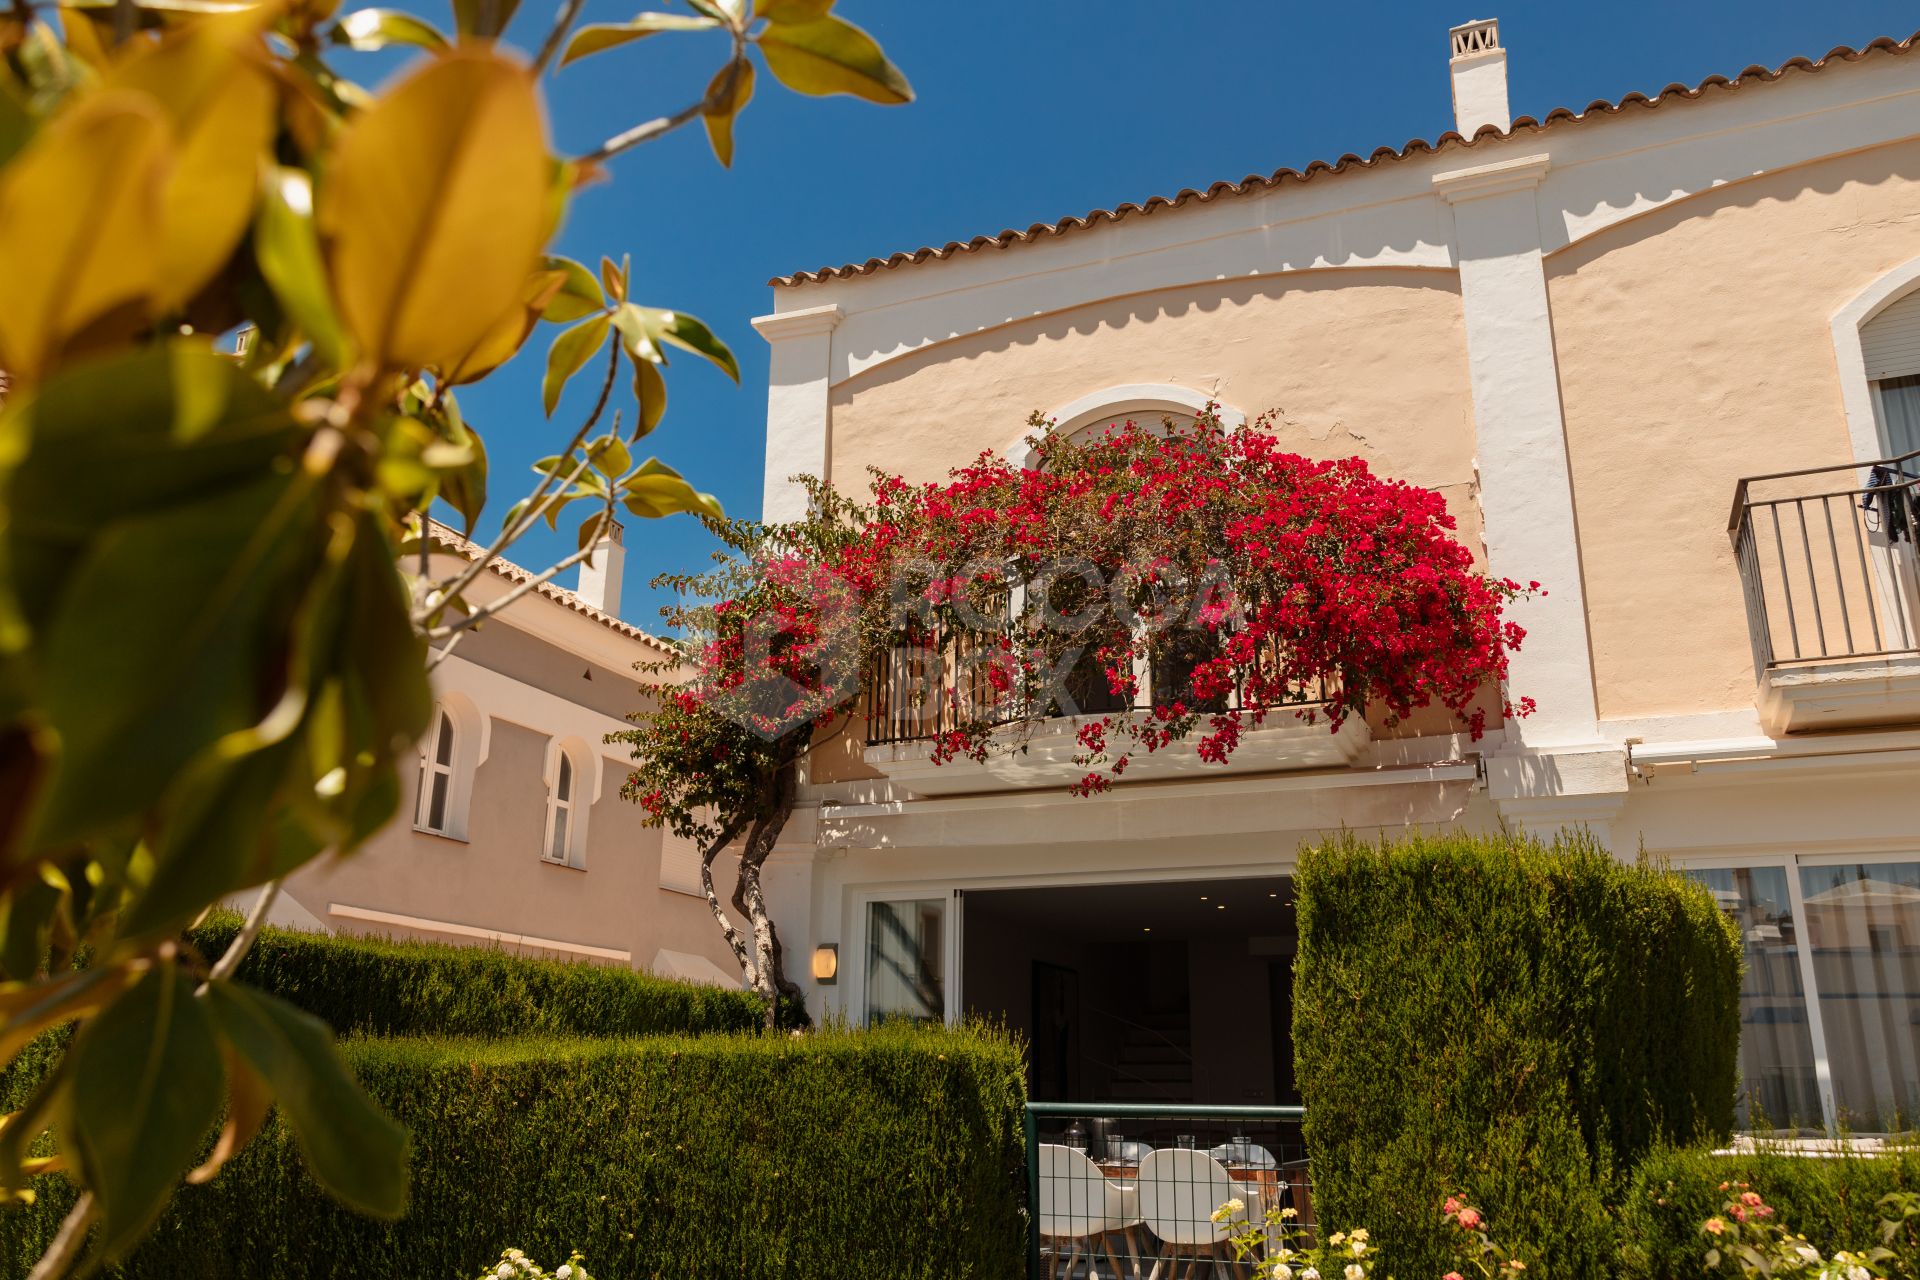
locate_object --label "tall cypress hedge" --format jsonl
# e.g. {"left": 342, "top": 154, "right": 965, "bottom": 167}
{"left": 1293, "top": 831, "right": 1741, "bottom": 1277}
{"left": 184, "top": 911, "right": 766, "bottom": 1037}
{"left": 5, "top": 1024, "right": 1028, "bottom": 1280}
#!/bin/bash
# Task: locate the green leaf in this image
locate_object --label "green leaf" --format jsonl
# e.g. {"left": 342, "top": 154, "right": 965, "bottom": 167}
{"left": 620, "top": 458, "right": 722, "bottom": 520}
{"left": 202, "top": 981, "right": 410, "bottom": 1217}
{"left": 328, "top": 8, "right": 449, "bottom": 50}
{"left": 631, "top": 304, "right": 739, "bottom": 382}
{"left": 255, "top": 167, "right": 350, "bottom": 369}
{"left": 0, "top": 81, "right": 34, "bottom": 171}
{"left": 64, "top": 959, "right": 224, "bottom": 1259}
{"left": 756, "top": 13, "right": 912, "bottom": 104}
{"left": 559, "top": 12, "right": 720, "bottom": 67}
{"left": 755, "top": 0, "right": 830, "bottom": 21}
{"left": 438, "top": 408, "right": 488, "bottom": 538}
{"left": 539, "top": 255, "right": 605, "bottom": 323}
{"left": 599, "top": 255, "right": 627, "bottom": 304}
{"left": 543, "top": 314, "right": 611, "bottom": 417}
{"left": 610, "top": 303, "right": 661, "bottom": 365}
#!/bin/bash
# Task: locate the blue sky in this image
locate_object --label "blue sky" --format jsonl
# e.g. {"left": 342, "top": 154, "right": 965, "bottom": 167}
{"left": 401, "top": 0, "right": 1920, "bottom": 630}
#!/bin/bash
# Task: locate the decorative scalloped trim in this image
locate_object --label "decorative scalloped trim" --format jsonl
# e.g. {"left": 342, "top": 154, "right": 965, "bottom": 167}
{"left": 771, "top": 33, "right": 1920, "bottom": 288}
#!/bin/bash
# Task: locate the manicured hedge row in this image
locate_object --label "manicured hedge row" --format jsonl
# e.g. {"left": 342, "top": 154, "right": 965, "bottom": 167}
{"left": 1294, "top": 831, "right": 1742, "bottom": 1278}
{"left": 1619, "top": 1145, "right": 1920, "bottom": 1280}
{"left": 186, "top": 910, "right": 765, "bottom": 1038}
{"left": 7, "top": 1024, "right": 1028, "bottom": 1280}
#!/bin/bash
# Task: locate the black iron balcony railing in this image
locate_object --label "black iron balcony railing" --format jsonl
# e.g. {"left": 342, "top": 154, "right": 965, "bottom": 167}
{"left": 863, "top": 623, "right": 1332, "bottom": 748}
{"left": 1729, "top": 450, "right": 1920, "bottom": 671}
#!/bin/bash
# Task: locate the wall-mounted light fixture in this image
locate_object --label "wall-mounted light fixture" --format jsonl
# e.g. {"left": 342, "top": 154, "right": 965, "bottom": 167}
{"left": 811, "top": 943, "right": 839, "bottom": 985}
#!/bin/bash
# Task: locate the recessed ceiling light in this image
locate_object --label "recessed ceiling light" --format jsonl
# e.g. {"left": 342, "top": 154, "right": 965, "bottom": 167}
{"left": 1269, "top": 892, "right": 1278, "bottom": 898}
{"left": 1217, "top": 904, "right": 1226, "bottom": 911}
{"left": 1142, "top": 926, "right": 1152, "bottom": 932}
{"left": 1199, "top": 895, "right": 1209, "bottom": 901}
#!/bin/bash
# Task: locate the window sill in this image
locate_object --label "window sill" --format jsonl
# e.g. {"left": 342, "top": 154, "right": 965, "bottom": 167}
{"left": 540, "top": 857, "right": 588, "bottom": 873}
{"left": 411, "top": 825, "right": 471, "bottom": 845}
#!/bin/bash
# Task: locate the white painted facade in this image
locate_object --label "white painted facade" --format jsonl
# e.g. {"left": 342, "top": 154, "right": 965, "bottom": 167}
{"left": 752, "top": 18, "right": 1920, "bottom": 1129}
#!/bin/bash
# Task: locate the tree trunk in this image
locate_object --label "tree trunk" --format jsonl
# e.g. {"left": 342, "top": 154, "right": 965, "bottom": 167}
{"left": 699, "top": 728, "right": 814, "bottom": 1030}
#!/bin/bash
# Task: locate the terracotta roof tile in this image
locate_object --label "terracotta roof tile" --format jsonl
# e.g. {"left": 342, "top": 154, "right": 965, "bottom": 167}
{"left": 424, "top": 520, "right": 680, "bottom": 655}
{"left": 771, "top": 32, "right": 1920, "bottom": 288}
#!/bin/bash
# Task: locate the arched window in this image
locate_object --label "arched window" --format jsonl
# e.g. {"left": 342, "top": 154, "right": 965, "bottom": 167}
{"left": 1860, "top": 290, "right": 1920, "bottom": 461}
{"left": 416, "top": 709, "right": 457, "bottom": 834}
{"left": 541, "top": 738, "right": 594, "bottom": 869}
{"left": 413, "top": 694, "right": 485, "bottom": 841}
{"left": 1004, "top": 383, "right": 1247, "bottom": 471}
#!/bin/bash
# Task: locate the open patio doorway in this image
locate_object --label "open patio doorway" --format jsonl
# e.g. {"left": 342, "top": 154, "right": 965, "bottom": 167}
{"left": 961, "top": 876, "right": 1298, "bottom": 1105}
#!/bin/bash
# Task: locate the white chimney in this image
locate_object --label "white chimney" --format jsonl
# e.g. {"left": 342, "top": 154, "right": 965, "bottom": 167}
{"left": 576, "top": 519, "right": 625, "bottom": 617}
{"left": 1448, "top": 18, "right": 1511, "bottom": 137}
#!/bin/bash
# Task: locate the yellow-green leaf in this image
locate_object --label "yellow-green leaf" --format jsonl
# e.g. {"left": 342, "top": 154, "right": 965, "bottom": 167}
{"left": 632, "top": 303, "right": 738, "bottom": 382}
{"left": 318, "top": 47, "right": 550, "bottom": 373}
{"left": 701, "top": 57, "right": 753, "bottom": 168}
{"left": 756, "top": 13, "right": 911, "bottom": 104}
{"left": 450, "top": 0, "right": 519, "bottom": 38}
{"left": 539, "top": 255, "right": 605, "bottom": 322}
{"left": 255, "top": 167, "right": 349, "bottom": 368}
{"left": 620, "top": 457, "right": 721, "bottom": 519}
{"left": 755, "top": 0, "right": 829, "bottom": 22}
{"left": 101, "top": 9, "right": 279, "bottom": 311}
{"left": 559, "top": 12, "right": 720, "bottom": 67}
{"left": 0, "top": 91, "right": 168, "bottom": 384}
{"left": 445, "top": 268, "right": 565, "bottom": 385}
{"left": 186, "top": 1049, "right": 270, "bottom": 1185}
{"left": 328, "top": 7, "right": 449, "bottom": 50}
{"left": 633, "top": 356, "right": 666, "bottom": 437}
{"left": 542, "top": 314, "right": 610, "bottom": 416}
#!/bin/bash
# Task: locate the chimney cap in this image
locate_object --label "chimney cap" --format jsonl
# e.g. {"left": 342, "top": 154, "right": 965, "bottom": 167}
{"left": 1449, "top": 18, "right": 1501, "bottom": 60}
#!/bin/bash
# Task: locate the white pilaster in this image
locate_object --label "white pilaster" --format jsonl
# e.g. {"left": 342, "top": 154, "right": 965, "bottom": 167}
{"left": 752, "top": 303, "right": 843, "bottom": 522}
{"left": 1436, "top": 154, "right": 1603, "bottom": 751}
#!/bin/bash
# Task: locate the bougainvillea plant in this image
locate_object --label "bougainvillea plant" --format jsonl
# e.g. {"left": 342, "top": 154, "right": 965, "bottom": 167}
{"left": 617, "top": 408, "right": 1537, "bottom": 1021}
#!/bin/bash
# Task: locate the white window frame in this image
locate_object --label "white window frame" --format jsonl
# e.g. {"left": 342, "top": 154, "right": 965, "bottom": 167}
{"left": 1676, "top": 847, "right": 1920, "bottom": 1134}
{"left": 541, "top": 736, "right": 597, "bottom": 870}
{"left": 849, "top": 883, "right": 964, "bottom": 1027}
{"left": 413, "top": 693, "right": 486, "bottom": 841}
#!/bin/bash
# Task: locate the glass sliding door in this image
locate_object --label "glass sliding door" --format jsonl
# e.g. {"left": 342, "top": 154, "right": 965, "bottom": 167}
{"left": 865, "top": 898, "right": 947, "bottom": 1025}
{"left": 1687, "top": 867, "right": 1824, "bottom": 1131}
{"left": 1799, "top": 862, "right": 1920, "bottom": 1131}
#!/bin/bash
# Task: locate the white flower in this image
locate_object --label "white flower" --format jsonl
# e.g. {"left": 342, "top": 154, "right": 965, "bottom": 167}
{"left": 1351, "top": 1241, "right": 1368, "bottom": 1258}
{"left": 496, "top": 1266, "right": 513, "bottom": 1279}
{"left": 1795, "top": 1246, "right": 1820, "bottom": 1264}
{"left": 557, "top": 1269, "right": 573, "bottom": 1280}
{"left": 1847, "top": 1268, "right": 1869, "bottom": 1280}
{"left": 1345, "top": 1264, "right": 1365, "bottom": 1280}
{"left": 1301, "top": 1268, "right": 1321, "bottom": 1280}
{"left": 1275, "top": 1267, "right": 1293, "bottom": 1280}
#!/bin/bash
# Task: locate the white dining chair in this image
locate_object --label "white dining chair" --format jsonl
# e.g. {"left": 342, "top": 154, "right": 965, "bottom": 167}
{"left": 1137, "top": 1149, "right": 1259, "bottom": 1280}
{"left": 1037, "top": 1143, "right": 1145, "bottom": 1279}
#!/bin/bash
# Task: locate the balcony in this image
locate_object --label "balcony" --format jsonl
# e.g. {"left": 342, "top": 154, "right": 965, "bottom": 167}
{"left": 1730, "top": 450, "right": 1920, "bottom": 734}
{"left": 861, "top": 625, "right": 1367, "bottom": 795}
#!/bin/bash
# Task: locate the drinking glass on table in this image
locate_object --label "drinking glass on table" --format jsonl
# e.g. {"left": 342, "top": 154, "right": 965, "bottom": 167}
{"left": 1175, "top": 1133, "right": 1196, "bottom": 1149}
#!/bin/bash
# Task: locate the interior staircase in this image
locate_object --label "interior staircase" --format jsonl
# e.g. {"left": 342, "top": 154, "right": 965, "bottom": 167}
{"left": 1099, "top": 1008, "right": 1193, "bottom": 1102}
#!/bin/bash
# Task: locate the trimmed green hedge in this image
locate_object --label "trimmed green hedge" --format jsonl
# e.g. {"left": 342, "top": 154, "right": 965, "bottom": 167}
{"left": 185, "top": 910, "right": 765, "bottom": 1038}
{"left": 1620, "top": 1145, "right": 1920, "bottom": 1279}
{"left": 6, "top": 1024, "right": 1028, "bottom": 1280}
{"left": 1294, "top": 831, "right": 1742, "bottom": 1278}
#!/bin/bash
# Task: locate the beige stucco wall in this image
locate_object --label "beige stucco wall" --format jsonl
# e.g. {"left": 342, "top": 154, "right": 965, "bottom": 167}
{"left": 284, "top": 605, "right": 743, "bottom": 983}
{"left": 1547, "top": 136, "right": 1920, "bottom": 722}
{"left": 829, "top": 268, "right": 1477, "bottom": 505}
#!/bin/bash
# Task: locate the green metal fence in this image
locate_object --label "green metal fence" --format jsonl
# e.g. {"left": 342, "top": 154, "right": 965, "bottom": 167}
{"left": 1024, "top": 1102, "right": 1309, "bottom": 1279}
